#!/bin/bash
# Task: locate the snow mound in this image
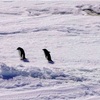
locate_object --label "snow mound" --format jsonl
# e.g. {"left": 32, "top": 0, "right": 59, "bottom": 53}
{"left": 0, "top": 63, "right": 66, "bottom": 80}
{"left": 77, "top": 4, "right": 100, "bottom": 15}
{"left": 0, "top": 63, "right": 87, "bottom": 83}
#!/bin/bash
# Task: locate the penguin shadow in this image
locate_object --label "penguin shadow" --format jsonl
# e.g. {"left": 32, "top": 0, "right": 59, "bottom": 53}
{"left": 21, "top": 58, "right": 29, "bottom": 62}
{"left": 48, "top": 60, "right": 55, "bottom": 64}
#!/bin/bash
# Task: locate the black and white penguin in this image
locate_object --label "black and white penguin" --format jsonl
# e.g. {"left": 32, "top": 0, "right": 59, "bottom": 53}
{"left": 17, "top": 47, "right": 26, "bottom": 60}
{"left": 42, "top": 49, "right": 54, "bottom": 63}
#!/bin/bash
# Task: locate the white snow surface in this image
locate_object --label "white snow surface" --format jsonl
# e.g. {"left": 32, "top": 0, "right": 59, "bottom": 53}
{"left": 0, "top": 0, "right": 100, "bottom": 100}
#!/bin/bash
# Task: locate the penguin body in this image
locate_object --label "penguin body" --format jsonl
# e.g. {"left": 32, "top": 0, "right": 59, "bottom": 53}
{"left": 17, "top": 47, "right": 26, "bottom": 60}
{"left": 43, "top": 49, "right": 54, "bottom": 63}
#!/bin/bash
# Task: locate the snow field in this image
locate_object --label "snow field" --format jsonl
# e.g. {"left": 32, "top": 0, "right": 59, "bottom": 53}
{"left": 0, "top": 0, "right": 100, "bottom": 100}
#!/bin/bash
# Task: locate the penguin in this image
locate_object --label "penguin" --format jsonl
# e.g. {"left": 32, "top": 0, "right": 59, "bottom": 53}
{"left": 42, "top": 49, "right": 54, "bottom": 64}
{"left": 17, "top": 47, "right": 26, "bottom": 60}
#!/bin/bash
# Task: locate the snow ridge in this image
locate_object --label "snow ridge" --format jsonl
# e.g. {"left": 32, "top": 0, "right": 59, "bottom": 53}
{"left": 0, "top": 63, "right": 87, "bottom": 82}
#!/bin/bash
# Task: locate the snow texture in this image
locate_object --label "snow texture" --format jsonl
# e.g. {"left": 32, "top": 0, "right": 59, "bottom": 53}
{"left": 0, "top": 0, "right": 100, "bottom": 100}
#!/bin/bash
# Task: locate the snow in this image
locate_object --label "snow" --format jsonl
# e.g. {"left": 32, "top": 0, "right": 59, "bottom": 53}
{"left": 0, "top": 0, "right": 100, "bottom": 100}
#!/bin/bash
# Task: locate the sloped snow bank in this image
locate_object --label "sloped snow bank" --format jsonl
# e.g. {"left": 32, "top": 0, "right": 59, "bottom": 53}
{"left": 0, "top": 63, "right": 89, "bottom": 90}
{"left": 0, "top": 63, "right": 65, "bottom": 79}
{"left": 0, "top": 63, "right": 87, "bottom": 83}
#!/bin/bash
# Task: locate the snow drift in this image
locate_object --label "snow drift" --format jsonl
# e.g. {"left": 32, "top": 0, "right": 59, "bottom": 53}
{"left": 0, "top": 63, "right": 87, "bottom": 82}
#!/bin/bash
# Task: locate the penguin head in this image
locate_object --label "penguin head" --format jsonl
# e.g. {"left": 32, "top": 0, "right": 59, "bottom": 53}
{"left": 42, "top": 49, "right": 50, "bottom": 53}
{"left": 17, "top": 47, "right": 22, "bottom": 50}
